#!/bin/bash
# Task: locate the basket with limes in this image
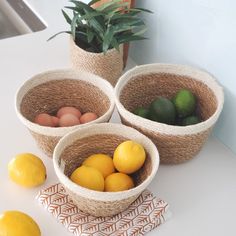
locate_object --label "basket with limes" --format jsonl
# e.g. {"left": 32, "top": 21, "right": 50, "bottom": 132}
{"left": 115, "top": 63, "right": 224, "bottom": 164}
{"left": 133, "top": 88, "right": 201, "bottom": 126}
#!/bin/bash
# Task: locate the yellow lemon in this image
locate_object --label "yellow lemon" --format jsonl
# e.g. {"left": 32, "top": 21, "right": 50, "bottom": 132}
{"left": 70, "top": 165, "right": 104, "bottom": 191}
{"left": 8, "top": 153, "right": 46, "bottom": 188}
{"left": 82, "top": 154, "right": 115, "bottom": 178}
{"left": 0, "top": 210, "right": 41, "bottom": 236}
{"left": 105, "top": 173, "right": 134, "bottom": 192}
{"left": 113, "top": 140, "right": 146, "bottom": 174}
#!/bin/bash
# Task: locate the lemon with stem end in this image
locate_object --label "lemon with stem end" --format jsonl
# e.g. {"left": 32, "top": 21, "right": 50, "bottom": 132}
{"left": 113, "top": 140, "right": 146, "bottom": 174}
{"left": 8, "top": 153, "right": 46, "bottom": 188}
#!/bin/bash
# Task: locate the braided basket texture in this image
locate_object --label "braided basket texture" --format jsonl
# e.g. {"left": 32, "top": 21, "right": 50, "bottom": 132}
{"left": 15, "top": 69, "right": 115, "bottom": 157}
{"left": 70, "top": 37, "right": 123, "bottom": 86}
{"left": 115, "top": 63, "right": 224, "bottom": 164}
{"left": 53, "top": 123, "right": 159, "bottom": 217}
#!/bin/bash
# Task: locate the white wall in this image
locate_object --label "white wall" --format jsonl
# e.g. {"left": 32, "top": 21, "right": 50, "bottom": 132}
{"left": 130, "top": 0, "right": 236, "bottom": 154}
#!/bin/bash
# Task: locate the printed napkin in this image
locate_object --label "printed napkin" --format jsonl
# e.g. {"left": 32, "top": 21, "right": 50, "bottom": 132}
{"left": 36, "top": 183, "right": 171, "bottom": 236}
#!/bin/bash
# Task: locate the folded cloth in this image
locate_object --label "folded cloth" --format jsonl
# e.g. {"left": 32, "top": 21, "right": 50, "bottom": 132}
{"left": 36, "top": 183, "right": 171, "bottom": 236}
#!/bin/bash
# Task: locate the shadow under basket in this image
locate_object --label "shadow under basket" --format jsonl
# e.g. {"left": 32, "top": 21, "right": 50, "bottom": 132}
{"left": 115, "top": 63, "right": 224, "bottom": 164}
{"left": 15, "top": 69, "right": 115, "bottom": 157}
{"left": 53, "top": 123, "right": 159, "bottom": 217}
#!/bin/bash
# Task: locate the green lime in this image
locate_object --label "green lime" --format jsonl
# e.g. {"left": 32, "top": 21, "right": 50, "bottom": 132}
{"left": 182, "top": 115, "right": 201, "bottom": 126}
{"left": 149, "top": 97, "right": 176, "bottom": 125}
{"left": 172, "top": 89, "right": 196, "bottom": 118}
{"left": 133, "top": 107, "right": 149, "bottom": 118}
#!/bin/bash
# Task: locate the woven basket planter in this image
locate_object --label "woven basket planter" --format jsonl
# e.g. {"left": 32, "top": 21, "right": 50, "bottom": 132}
{"left": 115, "top": 63, "right": 224, "bottom": 164}
{"left": 53, "top": 123, "right": 159, "bottom": 217}
{"left": 70, "top": 37, "right": 123, "bottom": 86}
{"left": 15, "top": 69, "right": 115, "bottom": 157}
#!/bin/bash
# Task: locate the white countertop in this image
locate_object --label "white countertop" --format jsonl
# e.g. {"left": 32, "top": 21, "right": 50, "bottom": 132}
{"left": 0, "top": 1, "right": 236, "bottom": 235}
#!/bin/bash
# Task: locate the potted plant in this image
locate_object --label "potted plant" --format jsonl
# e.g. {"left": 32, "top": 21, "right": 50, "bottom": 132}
{"left": 49, "top": 0, "right": 151, "bottom": 86}
{"left": 92, "top": 0, "right": 136, "bottom": 66}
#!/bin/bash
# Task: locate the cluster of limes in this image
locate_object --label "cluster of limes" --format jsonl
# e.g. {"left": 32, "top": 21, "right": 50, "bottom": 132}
{"left": 70, "top": 140, "right": 146, "bottom": 192}
{"left": 134, "top": 89, "right": 201, "bottom": 126}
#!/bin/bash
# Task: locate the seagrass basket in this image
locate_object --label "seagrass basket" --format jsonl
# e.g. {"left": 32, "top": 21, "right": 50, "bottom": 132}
{"left": 15, "top": 69, "right": 115, "bottom": 157}
{"left": 53, "top": 123, "right": 159, "bottom": 217}
{"left": 70, "top": 37, "right": 123, "bottom": 86}
{"left": 114, "top": 63, "right": 224, "bottom": 164}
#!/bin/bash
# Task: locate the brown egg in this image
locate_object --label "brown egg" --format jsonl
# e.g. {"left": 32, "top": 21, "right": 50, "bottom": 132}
{"left": 59, "top": 113, "right": 80, "bottom": 127}
{"left": 34, "top": 113, "right": 54, "bottom": 127}
{"left": 57, "top": 106, "right": 81, "bottom": 118}
{"left": 51, "top": 116, "right": 59, "bottom": 127}
{"left": 80, "top": 112, "right": 98, "bottom": 124}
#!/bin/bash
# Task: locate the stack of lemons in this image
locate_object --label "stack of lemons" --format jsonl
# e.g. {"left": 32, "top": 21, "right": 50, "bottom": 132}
{"left": 70, "top": 140, "right": 146, "bottom": 192}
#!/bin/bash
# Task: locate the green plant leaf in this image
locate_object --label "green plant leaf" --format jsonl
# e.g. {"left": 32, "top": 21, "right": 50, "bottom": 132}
{"left": 70, "top": 0, "right": 95, "bottom": 13}
{"left": 133, "top": 26, "right": 147, "bottom": 36}
{"left": 111, "top": 38, "right": 120, "bottom": 51}
{"left": 71, "top": 13, "right": 80, "bottom": 40}
{"left": 84, "top": 9, "right": 105, "bottom": 35}
{"left": 47, "top": 31, "right": 71, "bottom": 41}
{"left": 62, "top": 9, "right": 72, "bottom": 24}
{"left": 103, "top": 27, "right": 115, "bottom": 53}
{"left": 112, "top": 19, "right": 145, "bottom": 33}
{"left": 129, "top": 7, "right": 153, "bottom": 13}
{"left": 88, "top": 0, "right": 101, "bottom": 6}
{"left": 81, "top": 11, "right": 105, "bottom": 21}
{"left": 87, "top": 29, "right": 95, "bottom": 43}
{"left": 117, "top": 34, "right": 147, "bottom": 44}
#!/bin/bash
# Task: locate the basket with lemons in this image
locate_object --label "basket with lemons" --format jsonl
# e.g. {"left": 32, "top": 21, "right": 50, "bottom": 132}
{"left": 70, "top": 140, "right": 146, "bottom": 192}
{"left": 53, "top": 123, "right": 159, "bottom": 217}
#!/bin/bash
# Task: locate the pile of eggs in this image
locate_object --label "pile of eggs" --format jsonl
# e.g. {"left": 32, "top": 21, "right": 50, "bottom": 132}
{"left": 34, "top": 107, "right": 98, "bottom": 127}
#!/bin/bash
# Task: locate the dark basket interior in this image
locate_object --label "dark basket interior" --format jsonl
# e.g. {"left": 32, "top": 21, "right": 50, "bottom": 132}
{"left": 120, "top": 73, "right": 218, "bottom": 121}
{"left": 20, "top": 79, "right": 110, "bottom": 122}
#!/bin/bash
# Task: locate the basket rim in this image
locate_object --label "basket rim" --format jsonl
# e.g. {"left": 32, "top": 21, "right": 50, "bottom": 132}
{"left": 70, "top": 35, "right": 123, "bottom": 56}
{"left": 53, "top": 123, "right": 159, "bottom": 202}
{"left": 15, "top": 69, "right": 115, "bottom": 137}
{"left": 114, "top": 63, "right": 224, "bottom": 136}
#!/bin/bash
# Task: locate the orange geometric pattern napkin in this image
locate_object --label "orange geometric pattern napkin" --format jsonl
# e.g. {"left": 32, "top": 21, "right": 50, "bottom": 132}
{"left": 36, "top": 183, "right": 171, "bottom": 236}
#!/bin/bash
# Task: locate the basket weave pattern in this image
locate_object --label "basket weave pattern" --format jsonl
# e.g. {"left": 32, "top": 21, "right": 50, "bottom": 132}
{"left": 121, "top": 118, "right": 212, "bottom": 164}
{"left": 115, "top": 64, "right": 224, "bottom": 164}
{"left": 70, "top": 37, "right": 123, "bottom": 86}
{"left": 16, "top": 70, "right": 115, "bottom": 157}
{"left": 59, "top": 134, "right": 152, "bottom": 216}
{"left": 53, "top": 123, "right": 159, "bottom": 217}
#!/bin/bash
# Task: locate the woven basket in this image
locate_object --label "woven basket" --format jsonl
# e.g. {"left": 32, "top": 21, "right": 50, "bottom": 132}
{"left": 114, "top": 63, "right": 224, "bottom": 164}
{"left": 53, "top": 123, "right": 159, "bottom": 217}
{"left": 15, "top": 69, "right": 115, "bottom": 157}
{"left": 70, "top": 37, "right": 123, "bottom": 86}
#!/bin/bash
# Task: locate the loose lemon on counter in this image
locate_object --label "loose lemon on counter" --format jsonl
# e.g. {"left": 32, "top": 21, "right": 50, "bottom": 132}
{"left": 105, "top": 173, "right": 134, "bottom": 192}
{"left": 113, "top": 140, "right": 146, "bottom": 174}
{"left": 70, "top": 165, "right": 104, "bottom": 191}
{"left": 82, "top": 154, "right": 115, "bottom": 178}
{"left": 8, "top": 153, "right": 46, "bottom": 188}
{"left": 0, "top": 210, "right": 41, "bottom": 236}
